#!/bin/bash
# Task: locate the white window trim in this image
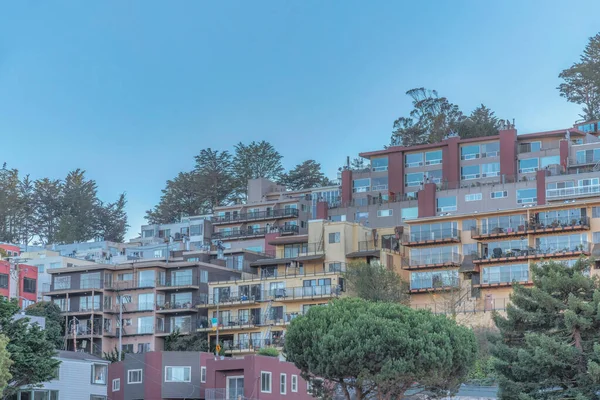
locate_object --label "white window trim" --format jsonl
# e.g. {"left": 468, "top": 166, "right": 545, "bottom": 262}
{"left": 280, "top": 373, "right": 287, "bottom": 395}
{"left": 465, "top": 193, "right": 482, "bottom": 202}
{"left": 201, "top": 366, "right": 206, "bottom": 383}
{"left": 112, "top": 378, "right": 120, "bottom": 392}
{"left": 128, "top": 369, "right": 143, "bottom": 384}
{"left": 377, "top": 209, "right": 393, "bottom": 217}
{"left": 165, "top": 366, "right": 191, "bottom": 383}
{"left": 291, "top": 374, "right": 298, "bottom": 392}
{"left": 261, "top": 371, "right": 272, "bottom": 393}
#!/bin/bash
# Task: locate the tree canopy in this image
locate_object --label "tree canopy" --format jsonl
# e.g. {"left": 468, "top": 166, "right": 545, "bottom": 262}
{"left": 0, "top": 298, "right": 60, "bottom": 399}
{"left": 0, "top": 165, "right": 128, "bottom": 245}
{"left": 285, "top": 298, "right": 477, "bottom": 399}
{"left": 25, "top": 301, "right": 65, "bottom": 350}
{"left": 558, "top": 33, "right": 600, "bottom": 121}
{"left": 232, "top": 141, "right": 284, "bottom": 198}
{"left": 0, "top": 335, "right": 12, "bottom": 393}
{"left": 390, "top": 88, "right": 503, "bottom": 146}
{"left": 343, "top": 261, "right": 409, "bottom": 303}
{"left": 492, "top": 258, "right": 600, "bottom": 399}
{"left": 278, "top": 160, "right": 334, "bottom": 191}
{"left": 164, "top": 330, "right": 208, "bottom": 352}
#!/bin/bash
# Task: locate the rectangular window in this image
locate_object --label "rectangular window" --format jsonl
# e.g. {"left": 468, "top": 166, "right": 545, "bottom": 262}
{"left": 81, "top": 272, "right": 101, "bottom": 289}
{"left": 0, "top": 274, "right": 8, "bottom": 289}
{"left": 165, "top": 366, "right": 191, "bottom": 382}
{"left": 137, "top": 316, "right": 154, "bottom": 334}
{"left": 292, "top": 375, "right": 298, "bottom": 392}
{"left": 516, "top": 188, "right": 537, "bottom": 204}
{"left": 371, "top": 157, "right": 388, "bottom": 171}
{"left": 576, "top": 149, "right": 600, "bottom": 164}
{"left": 372, "top": 176, "right": 388, "bottom": 191}
{"left": 200, "top": 270, "right": 208, "bottom": 283}
{"left": 593, "top": 207, "right": 600, "bottom": 218}
{"left": 91, "top": 364, "right": 107, "bottom": 385}
{"left": 355, "top": 212, "right": 368, "bottom": 221}
{"left": 482, "top": 264, "right": 529, "bottom": 284}
{"left": 465, "top": 193, "right": 482, "bottom": 202}
{"left": 405, "top": 152, "right": 423, "bottom": 167}
{"left": 35, "top": 264, "right": 45, "bottom": 273}
{"left": 437, "top": 196, "right": 457, "bottom": 212}
{"left": 462, "top": 219, "right": 477, "bottom": 231}
{"left": 328, "top": 232, "right": 340, "bottom": 243}
{"left": 128, "top": 369, "right": 143, "bottom": 384}
{"left": 425, "top": 150, "right": 442, "bottom": 165}
{"left": 461, "top": 144, "right": 480, "bottom": 160}
{"left": 481, "top": 162, "right": 500, "bottom": 177}
{"left": 377, "top": 209, "right": 393, "bottom": 217}
{"left": 23, "top": 278, "right": 36, "bottom": 293}
{"left": 49, "top": 262, "right": 61, "bottom": 269}
{"left": 352, "top": 178, "right": 370, "bottom": 193}
{"left": 137, "top": 343, "right": 151, "bottom": 353}
{"left": 410, "top": 270, "right": 459, "bottom": 290}
{"left": 461, "top": 165, "right": 480, "bottom": 180}
{"left": 142, "top": 229, "right": 155, "bottom": 238}
{"left": 261, "top": 371, "right": 272, "bottom": 393}
{"left": 402, "top": 207, "right": 418, "bottom": 221}
{"left": 425, "top": 169, "right": 442, "bottom": 183}
{"left": 540, "top": 155, "right": 560, "bottom": 168}
{"left": 280, "top": 373, "right": 287, "bottom": 394}
{"left": 112, "top": 378, "right": 120, "bottom": 392}
{"left": 190, "top": 224, "right": 203, "bottom": 236}
{"left": 201, "top": 366, "right": 206, "bottom": 383}
{"left": 519, "top": 158, "right": 538, "bottom": 173}
{"left": 491, "top": 190, "right": 508, "bottom": 199}
{"left": 405, "top": 172, "right": 424, "bottom": 187}
{"left": 481, "top": 142, "right": 499, "bottom": 157}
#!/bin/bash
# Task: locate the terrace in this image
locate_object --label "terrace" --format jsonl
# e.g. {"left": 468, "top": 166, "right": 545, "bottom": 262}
{"left": 212, "top": 208, "right": 299, "bottom": 224}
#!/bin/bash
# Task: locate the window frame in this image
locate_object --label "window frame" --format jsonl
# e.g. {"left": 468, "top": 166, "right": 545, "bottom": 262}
{"left": 291, "top": 374, "right": 298, "bottom": 392}
{"left": 261, "top": 371, "right": 272, "bottom": 393}
{"left": 201, "top": 366, "right": 206, "bottom": 383}
{"left": 377, "top": 209, "right": 393, "bottom": 217}
{"left": 465, "top": 193, "right": 482, "bottom": 202}
{"left": 91, "top": 363, "right": 108, "bottom": 385}
{"left": 328, "top": 232, "right": 341, "bottom": 244}
{"left": 280, "top": 373, "right": 287, "bottom": 395}
{"left": 23, "top": 277, "right": 36, "bottom": 294}
{"left": 112, "top": 378, "right": 120, "bottom": 392}
{"left": 127, "top": 369, "right": 143, "bottom": 384}
{"left": 165, "top": 366, "right": 192, "bottom": 383}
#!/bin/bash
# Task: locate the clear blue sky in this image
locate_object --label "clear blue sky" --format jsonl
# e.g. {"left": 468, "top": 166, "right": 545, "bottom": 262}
{"left": 1, "top": 1, "right": 599, "bottom": 239}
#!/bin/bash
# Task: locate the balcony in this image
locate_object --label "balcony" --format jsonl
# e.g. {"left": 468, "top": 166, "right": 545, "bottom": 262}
{"left": 155, "top": 276, "right": 200, "bottom": 290}
{"left": 62, "top": 306, "right": 103, "bottom": 315}
{"left": 244, "top": 261, "right": 345, "bottom": 279}
{"left": 197, "top": 315, "right": 260, "bottom": 332}
{"left": 103, "top": 302, "right": 155, "bottom": 314}
{"left": 473, "top": 248, "right": 533, "bottom": 264}
{"left": 200, "top": 291, "right": 261, "bottom": 308}
{"left": 260, "top": 284, "right": 340, "bottom": 302}
{"left": 104, "top": 279, "right": 156, "bottom": 291}
{"left": 212, "top": 208, "right": 299, "bottom": 224}
{"left": 546, "top": 184, "right": 600, "bottom": 200}
{"left": 155, "top": 297, "right": 206, "bottom": 313}
{"left": 401, "top": 253, "right": 462, "bottom": 270}
{"left": 518, "top": 142, "right": 559, "bottom": 154}
{"left": 47, "top": 280, "right": 104, "bottom": 295}
{"left": 471, "top": 216, "right": 590, "bottom": 240}
{"left": 66, "top": 325, "right": 102, "bottom": 338}
{"left": 256, "top": 242, "right": 324, "bottom": 260}
{"left": 219, "top": 337, "right": 285, "bottom": 354}
{"left": 409, "top": 278, "right": 460, "bottom": 293}
{"left": 104, "top": 326, "right": 155, "bottom": 337}
{"left": 474, "top": 243, "right": 590, "bottom": 264}
{"left": 213, "top": 225, "right": 299, "bottom": 240}
{"left": 401, "top": 228, "right": 461, "bottom": 246}
{"left": 155, "top": 321, "right": 197, "bottom": 336}
{"left": 471, "top": 225, "right": 527, "bottom": 240}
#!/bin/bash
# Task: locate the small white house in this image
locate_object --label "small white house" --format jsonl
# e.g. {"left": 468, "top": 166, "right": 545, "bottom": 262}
{"left": 14, "top": 351, "right": 109, "bottom": 400}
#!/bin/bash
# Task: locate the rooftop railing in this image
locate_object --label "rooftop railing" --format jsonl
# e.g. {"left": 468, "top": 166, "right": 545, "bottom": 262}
{"left": 212, "top": 208, "right": 299, "bottom": 224}
{"left": 257, "top": 242, "right": 324, "bottom": 259}
{"left": 213, "top": 225, "right": 299, "bottom": 240}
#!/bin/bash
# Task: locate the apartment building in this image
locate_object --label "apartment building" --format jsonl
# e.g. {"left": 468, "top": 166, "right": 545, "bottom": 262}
{"left": 46, "top": 260, "right": 243, "bottom": 357}
{"left": 50, "top": 241, "right": 134, "bottom": 265}
{"left": 330, "top": 124, "right": 600, "bottom": 228}
{"left": 0, "top": 260, "right": 38, "bottom": 308}
{"left": 139, "top": 215, "right": 213, "bottom": 249}
{"left": 198, "top": 219, "right": 402, "bottom": 355}
{"left": 107, "top": 351, "right": 313, "bottom": 400}
{"left": 402, "top": 198, "right": 600, "bottom": 324}
{"left": 0, "top": 243, "right": 21, "bottom": 257}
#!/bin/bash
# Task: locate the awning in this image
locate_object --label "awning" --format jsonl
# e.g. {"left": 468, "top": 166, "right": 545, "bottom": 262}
{"left": 267, "top": 235, "right": 309, "bottom": 246}
{"left": 345, "top": 250, "right": 381, "bottom": 259}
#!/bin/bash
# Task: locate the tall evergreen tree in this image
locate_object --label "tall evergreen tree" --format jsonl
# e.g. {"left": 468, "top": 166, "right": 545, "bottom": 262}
{"left": 492, "top": 258, "right": 600, "bottom": 399}
{"left": 194, "top": 148, "right": 235, "bottom": 211}
{"left": 32, "top": 178, "right": 63, "bottom": 245}
{"left": 278, "top": 160, "right": 331, "bottom": 190}
{"left": 458, "top": 104, "right": 501, "bottom": 139}
{"left": 0, "top": 166, "right": 21, "bottom": 243}
{"left": 96, "top": 193, "right": 129, "bottom": 242}
{"left": 145, "top": 172, "right": 206, "bottom": 224}
{"left": 232, "top": 141, "right": 284, "bottom": 199}
{"left": 56, "top": 169, "right": 99, "bottom": 244}
{"left": 558, "top": 33, "right": 600, "bottom": 121}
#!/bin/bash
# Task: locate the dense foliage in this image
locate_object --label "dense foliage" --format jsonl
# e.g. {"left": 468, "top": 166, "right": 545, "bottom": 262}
{"left": 0, "top": 165, "right": 127, "bottom": 245}
{"left": 0, "top": 335, "right": 12, "bottom": 393}
{"left": 558, "top": 32, "right": 600, "bottom": 121}
{"left": 164, "top": 330, "right": 208, "bottom": 352}
{"left": 25, "top": 302, "right": 65, "bottom": 350}
{"left": 0, "top": 298, "right": 60, "bottom": 399}
{"left": 492, "top": 258, "right": 600, "bottom": 399}
{"left": 343, "top": 261, "right": 408, "bottom": 303}
{"left": 285, "top": 298, "right": 477, "bottom": 399}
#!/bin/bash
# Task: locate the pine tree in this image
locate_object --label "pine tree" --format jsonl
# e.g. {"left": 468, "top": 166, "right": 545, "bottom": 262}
{"left": 492, "top": 258, "right": 600, "bottom": 399}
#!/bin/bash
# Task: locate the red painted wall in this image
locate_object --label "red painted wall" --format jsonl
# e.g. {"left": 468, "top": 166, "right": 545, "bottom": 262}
{"left": 536, "top": 169, "right": 547, "bottom": 206}
{"left": 144, "top": 351, "right": 163, "bottom": 400}
{"left": 107, "top": 359, "right": 124, "bottom": 400}
{"left": 340, "top": 170, "right": 353, "bottom": 206}
{"left": 0, "top": 261, "right": 10, "bottom": 299}
{"left": 387, "top": 152, "right": 404, "bottom": 197}
{"left": 417, "top": 183, "right": 437, "bottom": 218}
{"left": 499, "top": 129, "right": 517, "bottom": 178}
{"left": 0, "top": 244, "right": 20, "bottom": 257}
{"left": 559, "top": 139, "right": 569, "bottom": 172}
{"left": 442, "top": 138, "right": 459, "bottom": 188}
{"left": 19, "top": 264, "right": 38, "bottom": 306}
{"left": 316, "top": 201, "right": 328, "bottom": 220}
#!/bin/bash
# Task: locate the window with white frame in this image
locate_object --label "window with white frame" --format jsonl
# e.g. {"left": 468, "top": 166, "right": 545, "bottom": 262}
{"left": 261, "top": 371, "right": 272, "bottom": 393}
{"left": 352, "top": 178, "right": 370, "bottom": 193}
{"left": 491, "top": 190, "right": 507, "bottom": 199}
{"left": 328, "top": 232, "right": 340, "bottom": 243}
{"left": 405, "top": 152, "right": 423, "bottom": 167}
{"left": 377, "top": 209, "right": 393, "bottom": 217}
{"left": 425, "top": 150, "right": 442, "bottom": 165}
{"left": 54, "top": 276, "right": 71, "bottom": 290}
{"left": 405, "top": 172, "right": 424, "bottom": 187}
{"left": 91, "top": 364, "right": 107, "bottom": 385}
{"left": 112, "top": 378, "right": 120, "bottom": 392}
{"left": 201, "top": 366, "right": 206, "bottom": 383}
{"left": 481, "top": 142, "right": 499, "bottom": 157}
{"left": 355, "top": 212, "right": 368, "bottom": 220}
{"left": 461, "top": 165, "right": 480, "bottom": 180}
{"left": 371, "top": 157, "right": 388, "bottom": 171}
{"left": 280, "top": 373, "right": 287, "bottom": 394}
{"left": 461, "top": 144, "right": 480, "bottom": 160}
{"left": 516, "top": 188, "right": 537, "bottom": 204}
{"left": 128, "top": 369, "right": 143, "bottom": 384}
{"left": 437, "top": 196, "right": 457, "bottom": 212}
{"left": 540, "top": 155, "right": 560, "bottom": 168}
{"left": 292, "top": 375, "right": 298, "bottom": 392}
{"left": 519, "top": 158, "right": 538, "bottom": 173}
{"left": 402, "top": 207, "right": 418, "bottom": 221}
{"left": 165, "top": 366, "right": 191, "bottom": 382}
{"left": 425, "top": 169, "right": 442, "bottom": 183}
{"left": 465, "top": 193, "right": 482, "bottom": 202}
{"left": 481, "top": 162, "right": 500, "bottom": 177}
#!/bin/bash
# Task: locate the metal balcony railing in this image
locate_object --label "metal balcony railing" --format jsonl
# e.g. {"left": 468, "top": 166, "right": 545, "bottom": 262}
{"left": 471, "top": 216, "right": 589, "bottom": 238}
{"left": 475, "top": 242, "right": 590, "bottom": 261}
{"left": 156, "top": 295, "right": 207, "bottom": 311}
{"left": 546, "top": 184, "right": 600, "bottom": 199}
{"left": 410, "top": 277, "right": 460, "bottom": 291}
{"left": 219, "top": 337, "right": 285, "bottom": 352}
{"left": 402, "top": 228, "right": 461, "bottom": 244}
{"left": 404, "top": 252, "right": 462, "bottom": 267}
{"left": 212, "top": 208, "right": 299, "bottom": 224}
{"left": 261, "top": 285, "right": 340, "bottom": 301}
{"left": 105, "top": 279, "right": 156, "bottom": 290}
{"left": 357, "top": 241, "right": 379, "bottom": 252}
{"left": 258, "top": 242, "right": 324, "bottom": 259}
{"left": 155, "top": 276, "right": 200, "bottom": 288}
{"left": 50, "top": 279, "right": 104, "bottom": 292}
{"left": 104, "top": 302, "right": 155, "bottom": 313}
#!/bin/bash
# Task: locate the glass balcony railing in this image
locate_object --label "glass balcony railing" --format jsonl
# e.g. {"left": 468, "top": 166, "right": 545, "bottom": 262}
{"left": 212, "top": 208, "right": 299, "bottom": 224}
{"left": 404, "top": 252, "right": 462, "bottom": 268}
{"left": 546, "top": 184, "right": 600, "bottom": 199}
{"left": 402, "top": 228, "right": 461, "bottom": 244}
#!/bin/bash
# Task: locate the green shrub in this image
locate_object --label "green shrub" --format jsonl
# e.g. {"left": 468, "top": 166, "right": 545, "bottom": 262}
{"left": 257, "top": 347, "right": 279, "bottom": 357}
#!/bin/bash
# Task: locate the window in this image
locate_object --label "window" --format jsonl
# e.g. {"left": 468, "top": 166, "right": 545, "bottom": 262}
{"left": 355, "top": 212, "right": 368, "bottom": 221}
{"left": 540, "top": 155, "right": 560, "bottom": 168}
{"left": 261, "top": 371, "right": 272, "bottom": 393}
{"left": 461, "top": 165, "right": 480, "bottom": 180}
{"left": 465, "top": 193, "right": 482, "bottom": 202}
{"left": 280, "top": 373, "right": 287, "bottom": 394}
{"left": 593, "top": 207, "right": 600, "bottom": 218}
{"left": 482, "top": 264, "right": 529, "bottom": 284}
{"left": 137, "top": 343, "right": 151, "bottom": 353}
{"left": 372, "top": 176, "right": 388, "bottom": 191}
{"left": 352, "top": 178, "right": 370, "bottom": 193}
{"left": 463, "top": 243, "right": 478, "bottom": 257}
{"left": 425, "top": 169, "right": 442, "bottom": 183}
{"left": 81, "top": 272, "right": 101, "bottom": 289}
{"left": 593, "top": 232, "right": 600, "bottom": 244}
{"left": 579, "top": 177, "right": 600, "bottom": 187}
{"left": 35, "top": 264, "right": 45, "bottom": 273}
{"left": 371, "top": 157, "right": 388, "bottom": 171}
{"left": 200, "top": 270, "right": 208, "bottom": 283}
{"left": 576, "top": 149, "right": 600, "bottom": 164}
{"left": 165, "top": 366, "right": 191, "bottom": 382}
{"left": 201, "top": 366, "right": 206, "bottom": 383}
{"left": 461, "top": 144, "right": 480, "bottom": 160}
{"left": 425, "top": 150, "right": 442, "bottom": 165}
{"left": 410, "top": 270, "right": 459, "bottom": 290}
{"left": 91, "top": 364, "right": 107, "bottom": 385}
{"left": 292, "top": 375, "right": 298, "bottom": 392}
{"left": 142, "top": 229, "right": 155, "bottom": 238}
{"left": 49, "top": 262, "right": 61, "bottom": 269}
{"left": 90, "top": 396, "right": 107, "bottom": 400}
{"left": 402, "top": 207, "right": 418, "bottom": 221}
{"left": 328, "top": 232, "right": 340, "bottom": 243}
{"left": 437, "top": 196, "right": 457, "bottom": 212}
{"left": 138, "top": 270, "right": 155, "bottom": 287}
{"left": 405, "top": 172, "right": 424, "bottom": 187}
{"left": 112, "top": 378, "right": 120, "bottom": 392}
{"left": 462, "top": 219, "right": 477, "bottom": 231}
{"left": 138, "top": 316, "right": 154, "bottom": 334}
{"left": 377, "top": 209, "right": 393, "bottom": 217}
{"left": 410, "top": 245, "right": 459, "bottom": 266}
{"left": 121, "top": 343, "right": 134, "bottom": 353}
{"left": 481, "top": 162, "right": 500, "bottom": 177}
{"left": 519, "top": 158, "right": 538, "bottom": 173}
{"left": 190, "top": 224, "right": 203, "bottom": 236}
{"left": 481, "top": 142, "right": 499, "bottom": 157}
{"left": 23, "top": 278, "right": 36, "bottom": 294}
{"left": 516, "top": 188, "right": 537, "bottom": 204}
{"left": 0, "top": 274, "right": 8, "bottom": 289}
{"left": 128, "top": 369, "right": 143, "bottom": 384}
{"left": 405, "top": 152, "right": 423, "bottom": 167}
{"left": 491, "top": 190, "right": 507, "bottom": 199}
